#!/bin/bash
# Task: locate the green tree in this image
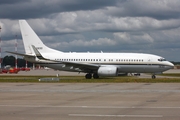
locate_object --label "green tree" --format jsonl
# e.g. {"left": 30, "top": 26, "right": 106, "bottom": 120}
{"left": 3, "top": 56, "right": 15, "bottom": 67}
{"left": 2, "top": 56, "right": 33, "bottom": 68}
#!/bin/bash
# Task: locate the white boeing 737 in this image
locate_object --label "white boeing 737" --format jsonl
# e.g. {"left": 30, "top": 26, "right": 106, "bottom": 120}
{"left": 7, "top": 20, "right": 174, "bottom": 79}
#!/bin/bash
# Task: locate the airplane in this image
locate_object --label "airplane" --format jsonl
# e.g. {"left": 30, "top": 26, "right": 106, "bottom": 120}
{"left": 7, "top": 20, "right": 174, "bottom": 79}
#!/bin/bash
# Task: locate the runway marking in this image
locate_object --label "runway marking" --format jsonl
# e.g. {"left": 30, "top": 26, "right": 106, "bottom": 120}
{"left": 0, "top": 105, "right": 180, "bottom": 109}
{"left": 69, "top": 114, "right": 163, "bottom": 118}
{"left": 1, "top": 89, "right": 180, "bottom": 93}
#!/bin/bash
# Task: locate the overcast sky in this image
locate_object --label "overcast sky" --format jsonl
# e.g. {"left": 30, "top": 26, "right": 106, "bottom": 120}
{"left": 0, "top": 0, "right": 180, "bottom": 61}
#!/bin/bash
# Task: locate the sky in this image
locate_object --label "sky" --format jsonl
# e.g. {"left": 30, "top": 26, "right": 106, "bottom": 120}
{"left": 0, "top": 0, "right": 180, "bottom": 61}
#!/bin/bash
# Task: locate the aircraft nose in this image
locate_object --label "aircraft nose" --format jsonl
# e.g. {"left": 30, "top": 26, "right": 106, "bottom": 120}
{"left": 168, "top": 62, "right": 174, "bottom": 69}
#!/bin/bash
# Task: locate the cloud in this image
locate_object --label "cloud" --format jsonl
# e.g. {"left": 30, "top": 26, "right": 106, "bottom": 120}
{"left": 48, "top": 37, "right": 116, "bottom": 52}
{"left": 0, "top": 0, "right": 118, "bottom": 19}
{"left": 113, "top": 32, "right": 154, "bottom": 44}
{"left": 0, "top": 0, "right": 180, "bottom": 61}
{"left": 0, "top": 19, "right": 20, "bottom": 40}
{"left": 0, "top": 0, "right": 27, "bottom": 4}
{"left": 107, "top": 0, "right": 180, "bottom": 20}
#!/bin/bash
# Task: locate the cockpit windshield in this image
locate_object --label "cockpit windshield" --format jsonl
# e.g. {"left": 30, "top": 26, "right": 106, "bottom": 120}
{"left": 158, "top": 58, "right": 166, "bottom": 62}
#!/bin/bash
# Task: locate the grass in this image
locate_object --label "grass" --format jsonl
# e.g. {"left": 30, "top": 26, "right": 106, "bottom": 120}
{"left": 160, "top": 73, "right": 180, "bottom": 77}
{"left": 0, "top": 75, "right": 180, "bottom": 83}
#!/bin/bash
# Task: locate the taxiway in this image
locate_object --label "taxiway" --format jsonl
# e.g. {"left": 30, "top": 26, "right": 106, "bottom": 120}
{"left": 0, "top": 83, "right": 180, "bottom": 120}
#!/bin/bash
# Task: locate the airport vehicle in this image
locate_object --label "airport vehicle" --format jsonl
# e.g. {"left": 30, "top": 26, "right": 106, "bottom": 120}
{"left": 1, "top": 69, "right": 8, "bottom": 73}
{"left": 9, "top": 68, "right": 19, "bottom": 74}
{"left": 7, "top": 20, "right": 174, "bottom": 79}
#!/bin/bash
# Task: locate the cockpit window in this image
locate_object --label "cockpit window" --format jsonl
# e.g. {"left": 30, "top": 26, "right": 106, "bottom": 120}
{"left": 158, "top": 58, "right": 166, "bottom": 62}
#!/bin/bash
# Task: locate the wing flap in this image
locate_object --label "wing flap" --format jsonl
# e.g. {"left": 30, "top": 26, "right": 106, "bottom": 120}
{"left": 61, "top": 61, "right": 99, "bottom": 70}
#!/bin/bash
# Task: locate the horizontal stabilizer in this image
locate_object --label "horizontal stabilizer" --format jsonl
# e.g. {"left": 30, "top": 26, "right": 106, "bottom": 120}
{"left": 6, "top": 51, "right": 35, "bottom": 57}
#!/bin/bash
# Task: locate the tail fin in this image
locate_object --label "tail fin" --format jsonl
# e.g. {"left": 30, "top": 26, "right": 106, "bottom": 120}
{"left": 19, "top": 20, "right": 62, "bottom": 55}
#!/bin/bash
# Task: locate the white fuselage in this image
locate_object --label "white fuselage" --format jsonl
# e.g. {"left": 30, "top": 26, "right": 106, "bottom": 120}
{"left": 25, "top": 52, "right": 174, "bottom": 74}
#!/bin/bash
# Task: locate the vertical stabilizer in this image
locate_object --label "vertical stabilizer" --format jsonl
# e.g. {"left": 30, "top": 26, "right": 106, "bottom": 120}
{"left": 19, "top": 20, "right": 62, "bottom": 55}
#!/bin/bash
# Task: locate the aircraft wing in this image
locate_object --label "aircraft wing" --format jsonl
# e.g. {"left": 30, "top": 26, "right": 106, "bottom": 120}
{"left": 31, "top": 45, "right": 100, "bottom": 72}
{"left": 43, "top": 57, "right": 100, "bottom": 72}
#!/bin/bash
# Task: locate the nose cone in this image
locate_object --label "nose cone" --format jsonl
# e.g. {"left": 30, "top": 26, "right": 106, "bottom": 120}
{"left": 167, "top": 62, "right": 174, "bottom": 69}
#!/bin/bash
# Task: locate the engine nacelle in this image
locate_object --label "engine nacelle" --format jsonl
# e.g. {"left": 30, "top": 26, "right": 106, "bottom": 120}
{"left": 97, "top": 66, "right": 118, "bottom": 77}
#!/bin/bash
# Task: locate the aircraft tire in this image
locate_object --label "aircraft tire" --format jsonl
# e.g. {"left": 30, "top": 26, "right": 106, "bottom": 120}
{"left": 93, "top": 73, "right": 99, "bottom": 79}
{"left": 152, "top": 75, "right": 156, "bottom": 79}
{"left": 85, "top": 73, "right": 92, "bottom": 79}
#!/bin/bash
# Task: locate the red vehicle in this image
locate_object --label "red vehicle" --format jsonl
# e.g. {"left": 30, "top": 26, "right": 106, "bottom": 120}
{"left": 25, "top": 68, "right": 30, "bottom": 71}
{"left": 14, "top": 68, "right": 20, "bottom": 72}
{"left": 20, "top": 67, "right": 26, "bottom": 71}
{"left": 2, "top": 69, "right": 8, "bottom": 73}
{"left": 9, "top": 68, "right": 19, "bottom": 74}
{"left": 0, "top": 69, "right": 8, "bottom": 73}
{"left": 20, "top": 67, "right": 30, "bottom": 71}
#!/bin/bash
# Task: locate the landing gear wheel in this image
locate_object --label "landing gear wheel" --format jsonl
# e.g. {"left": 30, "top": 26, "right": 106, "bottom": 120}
{"left": 93, "top": 73, "right": 99, "bottom": 79}
{"left": 152, "top": 75, "right": 156, "bottom": 79}
{"left": 85, "top": 73, "right": 92, "bottom": 79}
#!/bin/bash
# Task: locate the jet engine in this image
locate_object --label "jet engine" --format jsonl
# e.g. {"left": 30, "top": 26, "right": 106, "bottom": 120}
{"left": 97, "top": 66, "right": 118, "bottom": 77}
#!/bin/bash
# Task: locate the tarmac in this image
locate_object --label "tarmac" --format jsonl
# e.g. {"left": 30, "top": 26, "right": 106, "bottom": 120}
{"left": 1, "top": 69, "right": 86, "bottom": 76}
{"left": 1, "top": 68, "right": 179, "bottom": 77}
{"left": 1, "top": 83, "right": 180, "bottom": 120}
{"left": 0, "top": 69, "right": 180, "bottom": 120}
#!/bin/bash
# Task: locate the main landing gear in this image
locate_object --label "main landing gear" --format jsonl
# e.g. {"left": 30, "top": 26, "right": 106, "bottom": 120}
{"left": 85, "top": 73, "right": 92, "bottom": 79}
{"left": 85, "top": 73, "right": 99, "bottom": 79}
{"left": 152, "top": 74, "right": 156, "bottom": 79}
